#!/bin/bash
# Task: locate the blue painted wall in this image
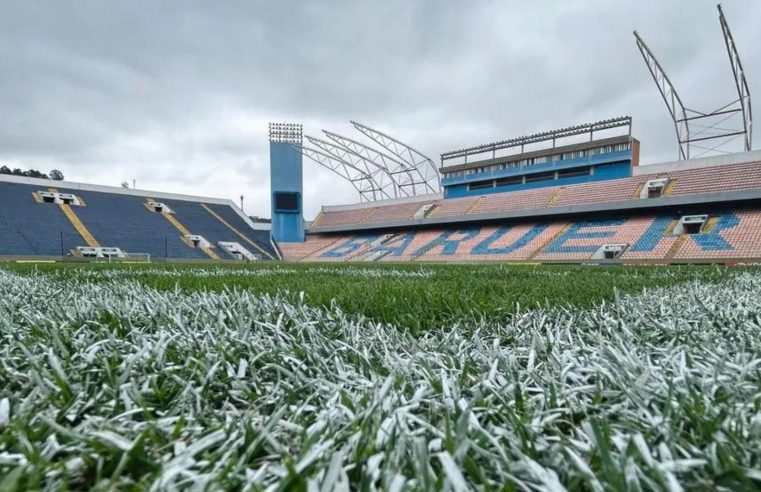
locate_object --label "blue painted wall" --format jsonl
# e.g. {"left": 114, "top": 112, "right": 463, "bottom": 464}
{"left": 270, "top": 142, "right": 304, "bottom": 242}
{"left": 443, "top": 152, "right": 632, "bottom": 199}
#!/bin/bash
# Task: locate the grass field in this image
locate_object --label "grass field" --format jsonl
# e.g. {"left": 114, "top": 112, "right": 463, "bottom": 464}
{"left": 0, "top": 263, "right": 759, "bottom": 490}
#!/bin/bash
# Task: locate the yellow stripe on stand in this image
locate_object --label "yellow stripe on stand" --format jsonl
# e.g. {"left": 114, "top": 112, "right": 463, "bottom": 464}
{"left": 160, "top": 211, "right": 219, "bottom": 260}
{"left": 311, "top": 210, "right": 325, "bottom": 227}
{"left": 163, "top": 213, "right": 192, "bottom": 236}
{"left": 630, "top": 183, "right": 645, "bottom": 199}
{"left": 547, "top": 188, "right": 564, "bottom": 207}
{"left": 528, "top": 223, "right": 570, "bottom": 260}
{"left": 663, "top": 179, "right": 678, "bottom": 197}
{"left": 666, "top": 235, "right": 688, "bottom": 259}
{"left": 60, "top": 204, "right": 100, "bottom": 247}
{"left": 200, "top": 203, "right": 275, "bottom": 260}
{"left": 49, "top": 188, "right": 99, "bottom": 247}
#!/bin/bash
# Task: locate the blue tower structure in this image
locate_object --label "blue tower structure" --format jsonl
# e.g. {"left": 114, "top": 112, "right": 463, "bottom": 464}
{"left": 269, "top": 122, "right": 305, "bottom": 243}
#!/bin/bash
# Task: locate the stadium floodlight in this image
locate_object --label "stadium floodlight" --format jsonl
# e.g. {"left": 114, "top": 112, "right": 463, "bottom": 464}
{"left": 351, "top": 121, "right": 440, "bottom": 193}
{"left": 269, "top": 122, "right": 303, "bottom": 144}
{"left": 634, "top": 5, "right": 752, "bottom": 160}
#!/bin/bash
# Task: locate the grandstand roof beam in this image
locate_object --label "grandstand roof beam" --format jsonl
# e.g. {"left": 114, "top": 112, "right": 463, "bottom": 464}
{"left": 322, "top": 130, "right": 431, "bottom": 196}
{"left": 634, "top": 4, "right": 753, "bottom": 160}
{"left": 634, "top": 31, "right": 694, "bottom": 160}
{"left": 295, "top": 144, "right": 392, "bottom": 202}
{"left": 305, "top": 135, "right": 403, "bottom": 199}
{"left": 718, "top": 3, "right": 753, "bottom": 152}
{"left": 350, "top": 120, "right": 440, "bottom": 193}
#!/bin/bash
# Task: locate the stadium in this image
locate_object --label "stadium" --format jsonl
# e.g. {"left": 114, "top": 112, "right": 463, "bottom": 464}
{"left": 2, "top": 3, "right": 761, "bottom": 491}
{"left": 0, "top": 6, "right": 757, "bottom": 265}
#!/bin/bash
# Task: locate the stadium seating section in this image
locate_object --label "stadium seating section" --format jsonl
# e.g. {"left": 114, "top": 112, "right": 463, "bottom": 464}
{"left": 3, "top": 157, "right": 761, "bottom": 263}
{"left": 0, "top": 181, "right": 277, "bottom": 260}
{"left": 283, "top": 209, "right": 761, "bottom": 263}
{"left": 310, "top": 160, "right": 761, "bottom": 229}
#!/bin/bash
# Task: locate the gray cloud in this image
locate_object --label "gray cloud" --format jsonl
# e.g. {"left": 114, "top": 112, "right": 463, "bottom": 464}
{"left": 0, "top": 0, "right": 759, "bottom": 219}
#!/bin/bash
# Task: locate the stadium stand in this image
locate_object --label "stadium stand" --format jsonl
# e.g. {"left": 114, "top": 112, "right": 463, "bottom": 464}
{"left": 0, "top": 175, "right": 277, "bottom": 261}
{"left": 281, "top": 151, "right": 761, "bottom": 264}
{"left": 3, "top": 148, "right": 760, "bottom": 264}
{"left": 0, "top": 181, "right": 80, "bottom": 256}
{"left": 309, "top": 155, "right": 761, "bottom": 232}
{"left": 285, "top": 209, "right": 761, "bottom": 263}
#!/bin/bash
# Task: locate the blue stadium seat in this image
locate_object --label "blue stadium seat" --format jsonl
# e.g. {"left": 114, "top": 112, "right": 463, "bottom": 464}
{"left": 204, "top": 203, "right": 278, "bottom": 259}
{"left": 0, "top": 182, "right": 79, "bottom": 256}
{"left": 69, "top": 189, "right": 206, "bottom": 259}
{"left": 161, "top": 199, "right": 258, "bottom": 259}
{"left": 0, "top": 180, "right": 273, "bottom": 260}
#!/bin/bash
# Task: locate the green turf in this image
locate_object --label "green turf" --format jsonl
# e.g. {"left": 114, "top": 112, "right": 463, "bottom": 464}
{"left": 3, "top": 262, "right": 729, "bottom": 332}
{"left": 0, "top": 263, "right": 759, "bottom": 490}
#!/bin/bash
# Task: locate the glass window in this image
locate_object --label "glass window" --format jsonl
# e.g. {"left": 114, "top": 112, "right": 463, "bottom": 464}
{"left": 558, "top": 166, "right": 591, "bottom": 178}
{"left": 468, "top": 180, "right": 494, "bottom": 191}
{"left": 525, "top": 171, "right": 555, "bottom": 183}
{"left": 495, "top": 175, "right": 523, "bottom": 187}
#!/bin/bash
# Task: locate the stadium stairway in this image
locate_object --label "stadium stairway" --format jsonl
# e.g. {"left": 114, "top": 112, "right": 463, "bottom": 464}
{"left": 201, "top": 203, "right": 278, "bottom": 260}
{"left": 72, "top": 189, "right": 207, "bottom": 260}
{"left": 528, "top": 224, "right": 570, "bottom": 260}
{"left": 49, "top": 188, "right": 100, "bottom": 249}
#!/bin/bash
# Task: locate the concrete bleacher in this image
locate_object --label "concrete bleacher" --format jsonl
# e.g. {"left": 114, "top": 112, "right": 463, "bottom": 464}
{"left": 310, "top": 157, "right": 761, "bottom": 232}
{"left": 0, "top": 175, "right": 274, "bottom": 260}
{"left": 0, "top": 182, "right": 80, "bottom": 256}
{"left": 283, "top": 208, "right": 761, "bottom": 263}
{"left": 427, "top": 196, "right": 478, "bottom": 219}
{"left": 666, "top": 160, "right": 761, "bottom": 196}
{"left": 552, "top": 177, "right": 642, "bottom": 207}
{"left": 73, "top": 190, "right": 207, "bottom": 260}
{"left": 363, "top": 201, "right": 431, "bottom": 224}
{"left": 202, "top": 203, "right": 277, "bottom": 259}
{"left": 278, "top": 236, "right": 342, "bottom": 261}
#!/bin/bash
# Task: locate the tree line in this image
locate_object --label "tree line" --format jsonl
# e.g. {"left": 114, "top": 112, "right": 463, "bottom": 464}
{"left": 0, "top": 166, "right": 64, "bottom": 180}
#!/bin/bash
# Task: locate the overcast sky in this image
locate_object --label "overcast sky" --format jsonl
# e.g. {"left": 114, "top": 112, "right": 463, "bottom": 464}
{"left": 1, "top": 1, "right": 759, "bottom": 219}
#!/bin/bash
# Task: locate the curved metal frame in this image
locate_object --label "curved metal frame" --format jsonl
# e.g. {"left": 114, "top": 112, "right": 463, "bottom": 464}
{"left": 634, "top": 5, "right": 753, "bottom": 160}
{"left": 322, "top": 130, "right": 421, "bottom": 195}
{"left": 351, "top": 121, "right": 440, "bottom": 192}
{"left": 295, "top": 144, "right": 392, "bottom": 202}
{"left": 306, "top": 135, "right": 403, "bottom": 199}
{"left": 634, "top": 31, "right": 690, "bottom": 160}
{"left": 718, "top": 4, "right": 753, "bottom": 152}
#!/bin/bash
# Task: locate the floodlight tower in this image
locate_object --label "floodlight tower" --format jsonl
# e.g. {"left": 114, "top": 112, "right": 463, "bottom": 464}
{"left": 269, "top": 122, "right": 304, "bottom": 243}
